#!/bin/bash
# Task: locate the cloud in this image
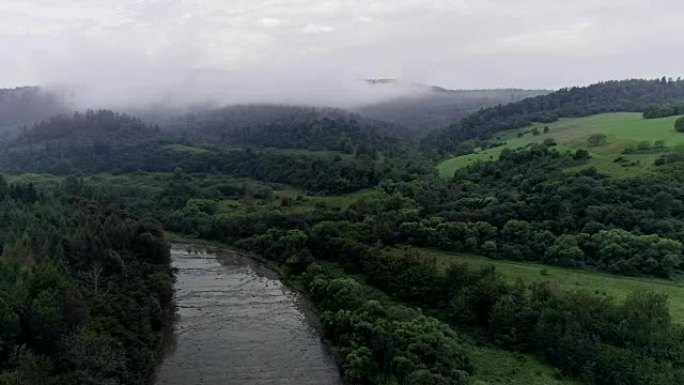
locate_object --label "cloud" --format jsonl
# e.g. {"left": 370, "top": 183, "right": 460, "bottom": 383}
{"left": 260, "top": 17, "right": 285, "bottom": 27}
{"left": 0, "top": 0, "right": 682, "bottom": 93}
{"left": 302, "top": 23, "right": 335, "bottom": 34}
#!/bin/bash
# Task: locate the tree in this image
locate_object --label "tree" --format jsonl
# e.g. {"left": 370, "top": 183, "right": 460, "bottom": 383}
{"left": 587, "top": 133, "right": 607, "bottom": 147}
{"left": 573, "top": 149, "right": 590, "bottom": 160}
{"left": 675, "top": 117, "right": 684, "bottom": 133}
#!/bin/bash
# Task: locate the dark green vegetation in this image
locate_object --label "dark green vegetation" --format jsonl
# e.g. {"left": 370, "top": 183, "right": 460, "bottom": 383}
{"left": 3, "top": 77, "right": 684, "bottom": 385}
{"left": 166, "top": 104, "right": 404, "bottom": 152}
{"left": 0, "top": 176, "right": 174, "bottom": 384}
{"left": 0, "top": 109, "right": 432, "bottom": 194}
{"left": 643, "top": 103, "right": 684, "bottom": 119}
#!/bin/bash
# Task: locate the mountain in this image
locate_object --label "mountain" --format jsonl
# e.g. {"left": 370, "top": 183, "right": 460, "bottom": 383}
{"left": 0, "top": 109, "right": 167, "bottom": 174}
{"left": 354, "top": 80, "right": 548, "bottom": 135}
{"left": 427, "top": 77, "right": 684, "bottom": 153}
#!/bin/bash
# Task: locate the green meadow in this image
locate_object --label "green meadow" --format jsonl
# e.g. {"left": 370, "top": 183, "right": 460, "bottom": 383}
{"left": 438, "top": 112, "right": 684, "bottom": 178}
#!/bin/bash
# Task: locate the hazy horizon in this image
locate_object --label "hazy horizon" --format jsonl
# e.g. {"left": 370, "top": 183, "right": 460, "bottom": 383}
{"left": 2, "top": 0, "right": 682, "bottom": 109}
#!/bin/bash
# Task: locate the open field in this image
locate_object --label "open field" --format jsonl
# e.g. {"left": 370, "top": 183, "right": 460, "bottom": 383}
{"left": 390, "top": 246, "right": 684, "bottom": 324}
{"left": 437, "top": 112, "right": 684, "bottom": 178}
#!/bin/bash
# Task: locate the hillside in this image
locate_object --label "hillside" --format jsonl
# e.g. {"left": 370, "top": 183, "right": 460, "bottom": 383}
{"left": 355, "top": 82, "right": 548, "bottom": 135}
{"left": 438, "top": 112, "right": 684, "bottom": 178}
{"left": 163, "top": 104, "right": 407, "bottom": 154}
{"left": 428, "top": 78, "right": 684, "bottom": 153}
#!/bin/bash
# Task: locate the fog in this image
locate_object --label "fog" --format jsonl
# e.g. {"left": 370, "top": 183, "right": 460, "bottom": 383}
{"left": 43, "top": 69, "right": 432, "bottom": 112}
{"left": 2, "top": 0, "right": 684, "bottom": 111}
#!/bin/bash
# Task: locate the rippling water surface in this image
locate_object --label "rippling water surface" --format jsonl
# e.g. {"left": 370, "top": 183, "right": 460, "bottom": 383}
{"left": 154, "top": 246, "right": 341, "bottom": 385}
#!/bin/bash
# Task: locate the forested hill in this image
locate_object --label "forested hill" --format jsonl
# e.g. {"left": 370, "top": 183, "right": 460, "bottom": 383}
{"left": 0, "top": 87, "right": 67, "bottom": 133}
{"left": 166, "top": 104, "right": 406, "bottom": 153}
{"left": 355, "top": 84, "right": 548, "bottom": 136}
{"left": 12, "top": 109, "right": 161, "bottom": 145}
{"left": 427, "top": 78, "right": 684, "bottom": 153}
{"left": 0, "top": 110, "right": 167, "bottom": 174}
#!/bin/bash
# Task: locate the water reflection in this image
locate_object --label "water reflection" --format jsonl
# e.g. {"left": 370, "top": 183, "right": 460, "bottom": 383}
{"left": 154, "top": 246, "right": 341, "bottom": 385}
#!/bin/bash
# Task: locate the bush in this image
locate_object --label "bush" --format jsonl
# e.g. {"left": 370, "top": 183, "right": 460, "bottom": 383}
{"left": 675, "top": 117, "right": 684, "bottom": 133}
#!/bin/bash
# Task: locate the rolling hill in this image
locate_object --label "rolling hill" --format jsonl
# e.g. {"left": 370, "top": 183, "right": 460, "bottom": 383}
{"left": 355, "top": 81, "right": 548, "bottom": 135}
{"left": 437, "top": 112, "right": 684, "bottom": 178}
{"left": 428, "top": 78, "right": 684, "bottom": 154}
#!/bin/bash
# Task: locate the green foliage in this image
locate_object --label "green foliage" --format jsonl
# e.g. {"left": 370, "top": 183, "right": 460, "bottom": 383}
{"left": 307, "top": 275, "right": 472, "bottom": 385}
{"left": 0, "top": 185, "right": 174, "bottom": 384}
{"left": 643, "top": 103, "right": 684, "bottom": 119}
{"left": 676, "top": 117, "right": 684, "bottom": 133}
{"left": 587, "top": 133, "right": 607, "bottom": 146}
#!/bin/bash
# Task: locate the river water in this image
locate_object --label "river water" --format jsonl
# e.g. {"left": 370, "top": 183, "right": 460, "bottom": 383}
{"left": 154, "top": 246, "right": 341, "bottom": 385}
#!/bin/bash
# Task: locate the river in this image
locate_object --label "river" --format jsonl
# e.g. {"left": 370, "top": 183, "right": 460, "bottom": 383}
{"left": 154, "top": 245, "right": 341, "bottom": 385}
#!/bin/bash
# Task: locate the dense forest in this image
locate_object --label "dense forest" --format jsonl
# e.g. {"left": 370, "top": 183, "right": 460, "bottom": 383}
{"left": 427, "top": 78, "right": 684, "bottom": 153}
{"left": 0, "top": 177, "right": 174, "bottom": 384}
{"left": 165, "top": 105, "right": 405, "bottom": 153}
{"left": 2, "top": 77, "right": 684, "bottom": 384}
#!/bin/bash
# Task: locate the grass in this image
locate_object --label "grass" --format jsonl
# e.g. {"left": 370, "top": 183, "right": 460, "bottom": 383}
{"left": 6, "top": 173, "right": 64, "bottom": 189}
{"left": 437, "top": 112, "right": 684, "bottom": 178}
{"left": 390, "top": 246, "right": 684, "bottom": 324}
{"left": 468, "top": 345, "right": 576, "bottom": 385}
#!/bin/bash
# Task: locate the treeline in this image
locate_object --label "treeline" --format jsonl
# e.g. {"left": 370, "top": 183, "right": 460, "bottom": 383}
{"left": 427, "top": 78, "right": 684, "bottom": 154}
{"left": 0, "top": 177, "right": 174, "bottom": 384}
{"left": 643, "top": 103, "right": 684, "bottom": 119}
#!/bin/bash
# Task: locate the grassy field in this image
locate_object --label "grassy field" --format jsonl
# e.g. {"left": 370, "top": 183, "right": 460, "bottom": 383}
{"left": 390, "top": 246, "right": 684, "bottom": 324}
{"left": 437, "top": 112, "right": 684, "bottom": 178}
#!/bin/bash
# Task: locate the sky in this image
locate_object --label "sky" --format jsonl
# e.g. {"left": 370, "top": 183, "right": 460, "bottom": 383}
{"left": 0, "top": 0, "right": 682, "bottom": 105}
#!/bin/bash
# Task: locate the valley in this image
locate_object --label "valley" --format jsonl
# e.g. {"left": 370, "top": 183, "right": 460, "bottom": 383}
{"left": 2, "top": 78, "right": 684, "bottom": 385}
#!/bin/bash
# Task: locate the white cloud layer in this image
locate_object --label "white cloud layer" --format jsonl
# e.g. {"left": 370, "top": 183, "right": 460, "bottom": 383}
{"left": 0, "top": 0, "right": 682, "bottom": 106}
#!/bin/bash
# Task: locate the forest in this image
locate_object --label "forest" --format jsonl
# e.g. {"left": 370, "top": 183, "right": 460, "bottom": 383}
{"left": 2, "top": 77, "right": 684, "bottom": 384}
{"left": 0, "top": 176, "right": 174, "bottom": 384}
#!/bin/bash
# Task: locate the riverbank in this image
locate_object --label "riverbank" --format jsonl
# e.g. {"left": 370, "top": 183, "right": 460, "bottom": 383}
{"left": 163, "top": 234, "right": 578, "bottom": 385}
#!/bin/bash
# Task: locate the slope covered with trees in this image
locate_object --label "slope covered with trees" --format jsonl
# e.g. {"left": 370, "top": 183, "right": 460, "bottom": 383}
{"left": 428, "top": 78, "right": 684, "bottom": 153}
{"left": 165, "top": 104, "right": 405, "bottom": 154}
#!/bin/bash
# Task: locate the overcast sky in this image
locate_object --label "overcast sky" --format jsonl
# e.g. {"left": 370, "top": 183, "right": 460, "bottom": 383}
{"left": 1, "top": 0, "right": 682, "bottom": 93}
